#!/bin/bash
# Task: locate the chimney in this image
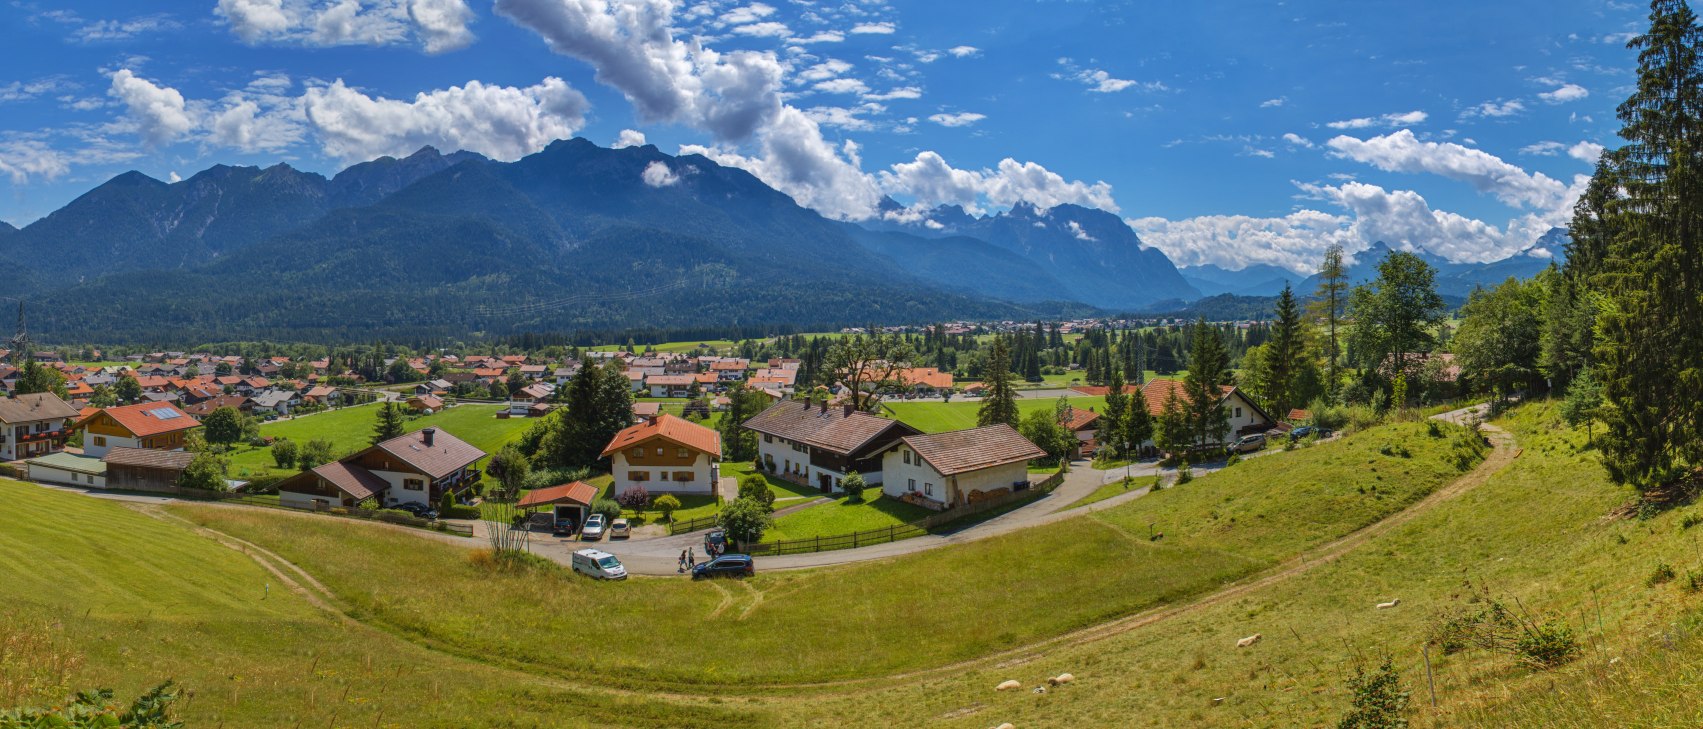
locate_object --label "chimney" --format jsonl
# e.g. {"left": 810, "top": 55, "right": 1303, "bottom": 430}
{"left": 844, "top": 402, "right": 854, "bottom": 417}
{"left": 820, "top": 399, "right": 828, "bottom": 414}
{"left": 422, "top": 427, "right": 436, "bottom": 447}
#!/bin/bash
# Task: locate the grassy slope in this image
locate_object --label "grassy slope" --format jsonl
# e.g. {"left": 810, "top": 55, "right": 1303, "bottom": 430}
{"left": 170, "top": 419, "right": 1470, "bottom": 688}
{"left": 0, "top": 480, "right": 758, "bottom": 728}
{"left": 226, "top": 403, "right": 530, "bottom": 480}
{"left": 765, "top": 493, "right": 935, "bottom": 541}
{"left": 884, "top": 395, "right": 1107, "bottom": 433}
{"left": 787, "top": 403, "right": 1699, "bottom": 728}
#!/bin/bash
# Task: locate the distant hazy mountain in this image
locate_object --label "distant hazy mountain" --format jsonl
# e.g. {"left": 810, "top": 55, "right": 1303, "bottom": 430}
{"left": 863, "top": 198, "right": 1199, "bottom": 310}
{"left": 1179, "top": 263, "right": 1304, "bottom": 297}
{"left": 1297, "top": 231, "right": 1568, "bottom": 299}
{"left": 0, "top": 139, "right": 1091, "bottom": 342}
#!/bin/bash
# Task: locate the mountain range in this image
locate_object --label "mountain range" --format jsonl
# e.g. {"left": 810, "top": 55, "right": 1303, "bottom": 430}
{"left": 0, "top": 138, "right": 1568, "bottom": 343}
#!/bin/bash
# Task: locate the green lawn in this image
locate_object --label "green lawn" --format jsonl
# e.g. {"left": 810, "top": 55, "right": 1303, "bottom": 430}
{"left": 722, "top": 460, "right": 822, "bottom": 501}
{"left": 764, "top": 493, "right": 934, "bottom": 542}
{"left": 1066, "top": 472, "right": 1149, "bottom": 509}
{"left": 883, "top": 395, "right": 1107, "bottom": 433}
{"left": 226, "top": 403, "right": 531, "bottom": 481}
{"left": 170, "top": 417, "right": 1476, "bottom": 688}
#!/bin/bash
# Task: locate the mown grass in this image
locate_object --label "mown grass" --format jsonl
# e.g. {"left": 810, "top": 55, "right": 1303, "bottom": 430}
{"left": 765, "top": 493, "right": 934, "bottom": 541}
{"left": 885, "top": 395, "right": 1107, "bottom": 433}
{"left": 226, "top": 403, "right": 530, "bottom": 480}
{"left": 169, "top": 417, "right": 1474, "bottom": 688}
{"left": 0, "top": 479, "right": 759, "bottom": 728}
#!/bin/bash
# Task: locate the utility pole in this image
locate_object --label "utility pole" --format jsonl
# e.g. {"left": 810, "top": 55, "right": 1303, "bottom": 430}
{"left": 7, "top": 301, "right": 27, "bottom": 362}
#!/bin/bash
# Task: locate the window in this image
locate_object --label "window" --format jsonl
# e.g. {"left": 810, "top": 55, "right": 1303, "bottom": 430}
{"left": 1235, "top": 406, "right": 1244, "bottom": 418}
{"left": 903, "top": 450, "right": 911, "bottom": 465}
{"left": 764, "top": 434, "right": 773, "bottom": 443}
{"left": 908, "top": 478, "right": 916, "bottom": 492}
{"left": 93, "top": 436, "right": 106, "bottom": 447}
{"left": 924, "top": 482, "right": 933, "bottom": 496}
{"left": 656, "top": 447, "right": 664, "bottom": 456}
{"left": 629, "top": 471, "right": 651, "bottom": 482}
{"left": 677, "top": 447, "right": 690, "bottom": 459}
{"left": 404, "top": 478, "right": 424, "bottom": 491}
{"left": 630, "top": 447, "right": 643, "bottom": 458}
{"left": 673, "top": 471, "right": 693, "bottom": 482}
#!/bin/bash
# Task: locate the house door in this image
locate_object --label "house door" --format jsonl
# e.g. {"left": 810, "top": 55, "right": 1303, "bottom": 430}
{"left": 818, "top": 473, "right": 832, "bottom": 493}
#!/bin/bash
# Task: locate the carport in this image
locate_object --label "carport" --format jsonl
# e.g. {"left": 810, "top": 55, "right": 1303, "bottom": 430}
{"left": 517, "top": 480, "right": 597, "bottom": 527}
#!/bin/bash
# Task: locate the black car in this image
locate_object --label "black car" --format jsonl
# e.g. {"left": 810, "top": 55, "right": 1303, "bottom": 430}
{"left": 692, "top": 554, "right": 754, "bottom": 579}
{"left": 395, "top": 503, "right": 438, "bottom": 520}
{"left": 551, "top": 518, "right": 576, "bottom": 537}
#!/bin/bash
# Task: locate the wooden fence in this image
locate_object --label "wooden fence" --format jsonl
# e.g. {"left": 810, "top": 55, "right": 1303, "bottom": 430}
{"left": 668, "top": 512, "right": 721, "bottom": 535}
{"left": 746, "top": 468, "right": 1067, "bottom": 556}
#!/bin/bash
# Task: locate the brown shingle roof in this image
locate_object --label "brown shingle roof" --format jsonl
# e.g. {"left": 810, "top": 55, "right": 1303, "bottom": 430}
{"left": 601, "top": 414, "right": 721, "bottom": 457}
{"left": 102, "top": 447, "right": 195, "bottom": 471}
{"left": 517, "top": 480, "right": 598, "bottom": 508}
{"left": 902, "top": 424, "right": 1046, "bottom": 477}
{"left": 742, "top": 400, "right": 915, "bottom": 455}
{"left": 376, "top": 428, "right": 485, "bottom": 479}
{"left": 309, "top": 461, "right": 388, "bottom": 501}
{"left": 0, "top": 392, "right": 80, "bottom": 424}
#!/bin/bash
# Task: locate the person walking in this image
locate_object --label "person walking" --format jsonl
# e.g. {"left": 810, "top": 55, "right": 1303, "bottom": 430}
{"left": 678, "top": 549, "right": 687, "bottom": 574}
{"left": 688, "top": 547, "right": 697, "bottom": 569}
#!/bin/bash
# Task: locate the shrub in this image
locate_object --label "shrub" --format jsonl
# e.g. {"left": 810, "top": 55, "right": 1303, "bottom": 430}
{"left": 591, "top": 498, "right": 621, "bottom": 522}
{"left": 1515, "top": 621, "right": 1581, "bottom": 668}
{"left": 271, "top": 438, "right": 299, "bottom": 469}
{"left": 1338, "top": 658, "right": 1409, "bottom": 729}
{"left": 1378, "top": 443, "right": 1412, "bottom": 458}
{"left": 1225, "top": 454, "right": 1242, "bottom": 467}
{"left": 654, "top": 493, "right": 682, "bottom": 521}
{"left": 840, "top": 471, "right": 868, "bottom": 502}
{"left": 617, "top": 485, "right": 651, "bottom": 510}
{"left": 718, "top": 496, "right": 774, "bottom": 546}
{"left": 522, "top": 467, "right": 593, "bottom": 492}
{"left": 1686, "top": 569, "right": 1703, "bottom": 594}
{"left": 1426, "top": 584, "right": 1580, "bottom": 669}
{"left": 1648, "top": 562, "right": 1677, "bottom": 587}
{"left": 240, "top": 473, "right": 285, "bottom": 494}
{"left": 440, "top": 504, "right": 482, "bottom": 520}
{"left": 376, "top": 508, "right": 420, "bottom": 523}
{"left": 1682, "top": 511, "right": 1703, "bottom": 530}
{"left": 737, "top": 474, "right": 776, "bottom": 511}
{"left": 1175, "top": 460, "right": 1193, "bottom": 485}
{"left": 1, "top": 681, "right": 184, "bottom": 728}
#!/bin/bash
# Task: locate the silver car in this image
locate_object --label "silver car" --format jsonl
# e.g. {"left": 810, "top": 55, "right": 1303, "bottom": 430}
{"left": 580, "top": 513, "right": 606, "bottom": 540}
{"left": 1227, "top": 433, "right": 1266, "bottom": 454}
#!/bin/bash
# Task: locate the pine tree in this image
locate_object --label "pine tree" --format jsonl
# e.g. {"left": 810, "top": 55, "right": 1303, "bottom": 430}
{"left": 978, "top": 336, "right": 1020, "bottom": 427}
{"left": 1310, "top": 243, "right": 1350, "bottom": 396}
{"left": 1102, "top": 366, "right": 1129, "bottom": 456}
{"left": 371, "top": 402, "right": 406, "bottom": 444}
{"left": 1124, "top": 383, "right": 1153, "bottom": 455}
{"left": 1182, "top": 318, "right": 1232, "bottom": 448}
{"left": 1266, "top": 282, "right": 1306, "bottom": 417}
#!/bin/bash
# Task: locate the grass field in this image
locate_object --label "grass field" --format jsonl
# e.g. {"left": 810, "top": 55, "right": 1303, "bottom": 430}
{"left": 765, "top": 493, "right": 934, "bottom": 542}
{"left": 166, "top": 417, "right": 1473, "bottom": 689}
{"left": 226, "top": 403, "right": 531, "bottom": 480}
{"left": 884, "top": 395, "right": 1107, "bottom": 433}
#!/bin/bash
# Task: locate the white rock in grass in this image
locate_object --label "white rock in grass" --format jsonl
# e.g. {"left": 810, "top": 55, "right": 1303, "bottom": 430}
{"left": 995, "top": 679, "right": 1021, "bottom": 691}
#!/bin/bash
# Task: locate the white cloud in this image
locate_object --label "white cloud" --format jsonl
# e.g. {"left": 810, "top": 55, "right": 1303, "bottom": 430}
{"left": 641, "top": 159, "right": 679, "bottom": 186}
{"left": 1462, "top": 99, "right": 1524, "bottom": 118}
{"left": 168, "top": 171, "right": 182, "bottom": 183}
{"left": 1568, "top": 140, "right": 1604, "bottom": 163}
{"left": 814, "top": 78, "right": 870, "bottom": 95}
{"left": 1129, "top": 209, "right": 1352, "bottom": 274}
{"left": 1067, "top": 220, "right": 1095, "bottom": 241}
{"left": 849, "top": 22, "right": 895, "bottom": 34}
{"left": 803, "top": 104, "right": 882, "bottom": 131}
{"left": 301, "top": 77, "right": 589, "bottom": 161}
{"left": 209, "top": 98, "right": 306, "bottom": 152}
{"left": 863, "top": 86, "right": 921, "bottom": 101}
{"left": 1244, "top": 146, "right": 1275, "bottom": 158}
{"left": 947, "top": 45, "right": 979, "bottom": 58}
{"left": 1326, "top": 110, "right": 1427, "bottom": 129}
{"left": 1519, "top": 140, "right": 1566, "bottom": 156}
{"left": 0, "top": 78, "right": 75, "bottom": 104}
{"left": 1260, "top": 97, "right": 1286, "bottom": 108}
{"left": 928, "top": 111, "right": 984, "bottom": 127}
{"left": 1059, "top": 61, "right": 1165, "bottom": 93}
{"left": 613, "top": 128, "right": 647, "bottom": 148}
{"left": 215, "top": 0, "right": 475, "bottom": 54}
{"left": 732, "top": 21, "right": 790, "bottom": 37}
{"left": 1539, "top": 83, "right": 1589, "bottom": 103}
{"left": 72, "top": 14, "right": 182, "bottom": 42}
{"left": 879, "top": 151, "right": 1119, "bottom": 214}
{"left": 1325, "top": 129, "right": 1568, "bottom": 209}
{"left": 0, "top": 138, "right": 72, "bottom": 183}
{"left": 790, "top": 30, "right": 843, "bottom": 43}
{"left": 798, "top": 59, "right": 853, "bottom": 83}
{"left": 1281, "top": 132, "right": 1313, "bottom": 148}
{"left": 681, "top": 106, "right": 882, "bottom": 219}
{"left": 718, "top": 3, "right": 775, "bottom": 25}
{"left": 107, "top": 69, "right": 195, "bottom": 147}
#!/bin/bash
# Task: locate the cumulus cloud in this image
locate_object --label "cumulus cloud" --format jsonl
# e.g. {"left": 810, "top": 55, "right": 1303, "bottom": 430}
{"left": 732, "top": 21, "right": 790, "bottom": 37}
{"left": 1568, "top": 140, "right": 1605, "bottom": 163}
{"left": 1326, "top": 110, "right": 1427, "bottom": 129}
{"left": 107, "top": 69, "right": 194, "bottom": 147}
{"left": 928, "top": 111, "right": 984, "bottom": 127}
{"left": 1539, "top": 83, "right": 1589, "bottom": 103}
{"left": 814, "top": 78, "right": 870, "bottom": 95}
{"left": 613, "top": 128, "right": 647, "bottom": 148}
{"left": 849, "top": 21, "right": 895, "bottom": 34}
{"left": 878, "top": 151, "right": 1119, "bottom": 214}
{"left": 1067, "top": 220, "right": 1095, "bottom": 241}
{"left": 1055, "top": 59, "right": 1165, "bottom": 94}
{"left": 215, "top": 0, "right": 475, "bottom": 53}
{"left": 209, "top": 98, "right": 306, "bottom": 152}
{"left": 947, "top": 45, "right": 979, "bottom": 58}
{"left": 301, "top": 77, "right": 588, "bottom": 161}
{"left": 681, "top": 106, "right": 882, "bottom": 219}
{"left": 863, "top": 86, "right": 921, "bottom": 101}
{"left": 1462, "top": 99, "right": 1524, "bottom": 118}
{"left": 1260, "top": 97, "right": 1286, "bottom": 108}
{"left": 1129, "top": 209, "right": 1353, "bottom": 273}
{"left": 1282, "top": 132, "right": 1313, "bottom": 148}
{"left": 790, "top": 30, "right": 843, "bottom": 43}
{"left": 641, "top": 159, "right": 679, "bottom": 186}
{"left": 1519, "top": 140, "right": 1566, "bottom": 156}
{"left": 0, "top": 138, "right": 72, "bottom": 183}
{"left": 1325, "top": 129, "right": 1569, "bottom": 210}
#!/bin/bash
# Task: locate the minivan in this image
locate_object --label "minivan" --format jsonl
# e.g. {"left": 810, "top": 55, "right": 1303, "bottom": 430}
{"left": 571, "top": 549, "right": 628, "bottom": 580}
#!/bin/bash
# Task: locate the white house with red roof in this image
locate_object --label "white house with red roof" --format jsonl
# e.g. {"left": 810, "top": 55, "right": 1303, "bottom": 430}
{"left": 601, "top": 414, "right": 721, "bottom": 496}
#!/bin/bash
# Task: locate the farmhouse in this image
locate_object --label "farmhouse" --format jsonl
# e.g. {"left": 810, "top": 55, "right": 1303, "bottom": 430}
{"left": 0, "top": 392, "right": 80, "bottom": 461}
{"left": 645, "top": 374, "right": 695, "bottom": 398}
{"left": 1139, "top": 378, "right": 1276, "bottom": 447}
{"left": 1059, "top": 406, "right": 1101, "bottom": 457}
{"left": 879, "top": 424, "right": 1046, "bottom": 510}
{"left": 102, "top": 447, "right": 196, "bottom": 493}
{"left": 743, "top": 400, "right": 921, "bottom": 493}
{"left": 276, "top": 427, "right": 486, "bottom": 510}
{"left": 72, "top": 402, "right": 200, "bottom": 458}
{"left": 600, "top": 414, "right": 721, "bottom": 496}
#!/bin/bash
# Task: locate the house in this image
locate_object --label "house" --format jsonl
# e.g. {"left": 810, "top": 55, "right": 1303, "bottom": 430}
{"left": 632, "top": 401, "right": 662, "bottom": 422}
{"left": 645, "top": 374, "right": 695, "bottom": 398}
{"left": 408, "top": 395, "right": 445, "bottom": 414}
{"left": 1139, "top": 378, "right": 1276, "bottom": 449}
{"left": 72, "top": 402, "right": 200, "bottom": 458}
{"left": 601, "top": 414, "right": 721, "bottom": 496}
{"left": 709, "top": 359, "right": 749, "bottom": 381}
{"left": 302, "top": 385, "right": 340, "bottom": 407}
{"left": 880, "top": 424, "right": 1047, "bottom": 510}
{"left": 416, "top": 380, "right": 452, "bottom": 396}
{"left": 743, "top": 400, "right": 921, "bottom": 493}
{"left": 276, "top": 427, "right": 486, "bottom": 510}
{"left": 894, "top": 367, "right": 955, "bottom": 396}
{"left": 1059, "top": 406, "right": 1101, "bottom": 457}
{"left": 517, "top": 480, "right": 598, "bottom": 527}
{"left": 182, "top": 394, "right": 252, "bottom": 418}
{"left": 248, "top": 389, "right": 298, "bottom": 416}
{"left": 102, "top": 447, "right": 196, "bottom": 493}
{"left": 0, "top": 393, "right": 81, "bottom": 461}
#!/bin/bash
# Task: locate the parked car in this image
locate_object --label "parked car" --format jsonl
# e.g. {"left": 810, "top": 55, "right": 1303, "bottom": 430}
{"left": 609, "top": 518, "right": 631, "bottom": 539}
{"left": 580, "top": 513, "right": 606, "bottom": 540}
{"left": 551, "top": 518, "right": 576, "bottom": 537}
{"left": 1289, "top": 425, "right": 1323, "bottom": 442}
{"left": 704, "top": 529, "right": 727, "bottom": 555}
{"left": 394, "top": 502, "right": 438, "bottom": 520}
{"left": 571, "top": 549, "right": 627, "bottom": 580}
{"left": 692, "top": 554, "right": 754, "bottom": 579}
{"left": 1227, "top": 433, "right": 1266, "bottom": 454}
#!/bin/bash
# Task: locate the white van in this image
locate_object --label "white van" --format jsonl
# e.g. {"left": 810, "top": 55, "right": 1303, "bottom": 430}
{"left": 571, "top": 549, "right": 628, "bottom": 580}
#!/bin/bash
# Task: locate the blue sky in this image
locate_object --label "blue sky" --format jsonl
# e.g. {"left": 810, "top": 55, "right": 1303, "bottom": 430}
{"left": 0, "top": 0, "right": 1652, "bottom": 272}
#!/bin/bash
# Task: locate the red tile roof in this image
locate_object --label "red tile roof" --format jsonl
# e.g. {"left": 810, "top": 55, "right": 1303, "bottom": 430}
{"left": 1069, "top": 384, "right": 1141, "bottom": 397}
{"left": 1061, "top": 406, "right": 1100, "bottom": 432}
{"left": 517, "top": 481, "right": 598, "bottom": 508}
{"left": 78, "top": 402, "right": 200, "bottom": 438}
{"left": 902, "top": 424, "right": 1046, "bottom": 476}
{"left": 1139, "top": 379, "right": 1235, "bottom": 417}
{"left": 600, "top": 414, "right": 721, "bottom": 458}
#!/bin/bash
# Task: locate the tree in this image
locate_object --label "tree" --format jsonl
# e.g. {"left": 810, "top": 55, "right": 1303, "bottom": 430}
{"left": 1348, "top": 251, "right": 1446, "bottom": 404}
{"left": 1310, "top": 243, "right": 1350, "bottom": 396}
{"left": 1266, "top": 282, "right": 1307, "bottom": 417}
{"left": 823, "top": 331, "right": 915, "bottom": 411}
{"left": 1338, "top": 658, "right": 1410, "bottom": 729}
{"left": 297, "top": 438, "right": 335, "bottom": 471}
{"left": 1539, "top": 267, "right": 1596, "bottom": 391}
{"left": 1154, "top": 391, "right": 1191, "bottom": 457}
{"left": 718, "top": 496, "right": 774, "bottom": 547}
{"left": 1453, "top": 276, "right": 1547, "bottom": 403}
{"left": 1561, "top": 368, "right": 1606, "bottom": 445}
{"left": 1123, "top": 384, "right": 1154, "bottom": 457}
{"left": 371, "top": 402, "right": 406, "bottom": 444}
{"left": 840, "top": 471, "right": 867, "bottom": 502}
{"left": 201, "top": 406, "right": 244, "bottom": 445}
{"left": 541, "top": 360, "right": 634, "bottom": 469}
{"left": 977, "top": 336, "right": 1019, "bottom": 427}
{"left": 616, "top": 485, "right": 651, "bottom": 510}
{"left": 654, "top": 493, "right": 682, "bottom": 522}
{"left": 114, "top": 375, "right": 142, "bottom": 403}
{"left": 385, "top": 357, "right": 417, "bottom": 384}
{"left": 591, "top": 498, "right": 621, "bottom": 522}
{"left": 488, "top": 445, "right": 531, "bottom": 500}
{"left": 214, "top": 361, "right": 233, "bottom": 376}
{"left": 271, "top": 438, "right": 299, "bottom": 469}
{"left": 1588, "top": 0, "right": 1703, "bottom": 492}
{"left": 1019, "top": 408, "right": 1074, "bottom": 465}
{"left": 89, "top": 384, "right": 117, "bottom": 408}
{"left": 737, "top": 474, "right": 776, "bottom": 511}
{"left": 14, "top": 359, "right": 67, "bottom": 399}
{"left": 718, "top": 385, "right": 767, "bottom": 461}
{"left": 176, "top": 452, "right": 229, "bottom": 492}
{"left": 1182, "top": 318, "right": 1232, "bottom": 448}
{"left": 1101, "top": 366, "right": 1130, "bottom": 456}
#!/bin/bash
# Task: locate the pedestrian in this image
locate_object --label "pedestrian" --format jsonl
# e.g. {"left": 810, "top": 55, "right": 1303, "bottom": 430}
{"left": 688, "top": 547, "right": 696, "bottom": 568}
{"left": 678, "top": 549, "right": 687, "bottom": 574}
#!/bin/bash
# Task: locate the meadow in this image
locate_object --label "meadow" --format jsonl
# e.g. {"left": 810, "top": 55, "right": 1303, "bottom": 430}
{"left": 884, "top": 395, "right": 1107, "bottom": 433}
{"left": 225, "top": 402, "right": 532, "bottom": 480}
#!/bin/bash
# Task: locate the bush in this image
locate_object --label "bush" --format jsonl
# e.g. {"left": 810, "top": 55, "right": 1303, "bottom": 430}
{"left": 270, "top": 438, "right": 298, "bottom": 469}
{"left": 654, "top": 493, "right": 682, "bottom": 521}
{"left": 737, "top": 474, "right": 775, "bottom": 511}
{"left": 1681, "top": 511, "right": 1703, "bottom": 530}
{"left": 1648, "top": 562, "right": 1677, "bottom": 586}
{"left": 840, "top": 471, "right": 867, "bottom": 502}
{"left": 239, "top": 472, "right": 285, "bottom": 494}
{"left": 1515, "top": 621, "right": 1581, "bottom": 668}
{"left": 1175, "top": 460, "right": 1193, "bottom": 485}
{"left": 591, "top": 498, "right": 621, "bottom": 521}
{"left": 440, "top": 504, "right": 482, "bottom": 520}
{"left": 1426, "top": 584, "right": 1580, "bottom": 669}
{"left": 617, "top": 485, "right": 651, "bottom": 510}
{"left": 718, "top": 496, "right": 773, "bottom": 546}
{"left": 1224, "top": 454, "right": 1242, "bottom": 467}
{"left": 1338, "top": 658, "right": 1409, "bottom": 729}
{"left": 522, "top": 466, "right": 593, "bottom": 491}
{"left": 0, "top": 680, "right": 184, "bottom": 728}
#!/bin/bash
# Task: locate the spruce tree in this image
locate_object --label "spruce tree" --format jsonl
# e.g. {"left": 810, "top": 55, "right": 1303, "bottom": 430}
{"left": 1182, "top": 318, "right": 1232, "bottom": 448}
{"left": 1267, "top": 282, "right": 1306, "bottom": 417}
{"left": 1124, "top": 383, "right": 1153, "bottom": 455}
{"left": 371, "top": 402, "right": 406, "bottom": 444}
{"left": 1102, "top": 366, "right": 1129, "bottom": 456}
{"left": 978, "top": 336, "right": 1020, "bottom": 427}
{"left": 1310, "top": 243, "right": 1349, "bottom": 396}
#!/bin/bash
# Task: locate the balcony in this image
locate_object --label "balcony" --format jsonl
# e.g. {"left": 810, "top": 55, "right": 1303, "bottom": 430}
{"left": 16, "top": 429, "right": 67, "bottom": 444}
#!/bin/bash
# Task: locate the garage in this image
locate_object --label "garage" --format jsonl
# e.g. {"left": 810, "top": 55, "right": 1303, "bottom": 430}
{"left": 24, "top": 452, "right": 107, "bottom": 489}
{"left": 516, "top": 480, "right": 597, "bottom": 529}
